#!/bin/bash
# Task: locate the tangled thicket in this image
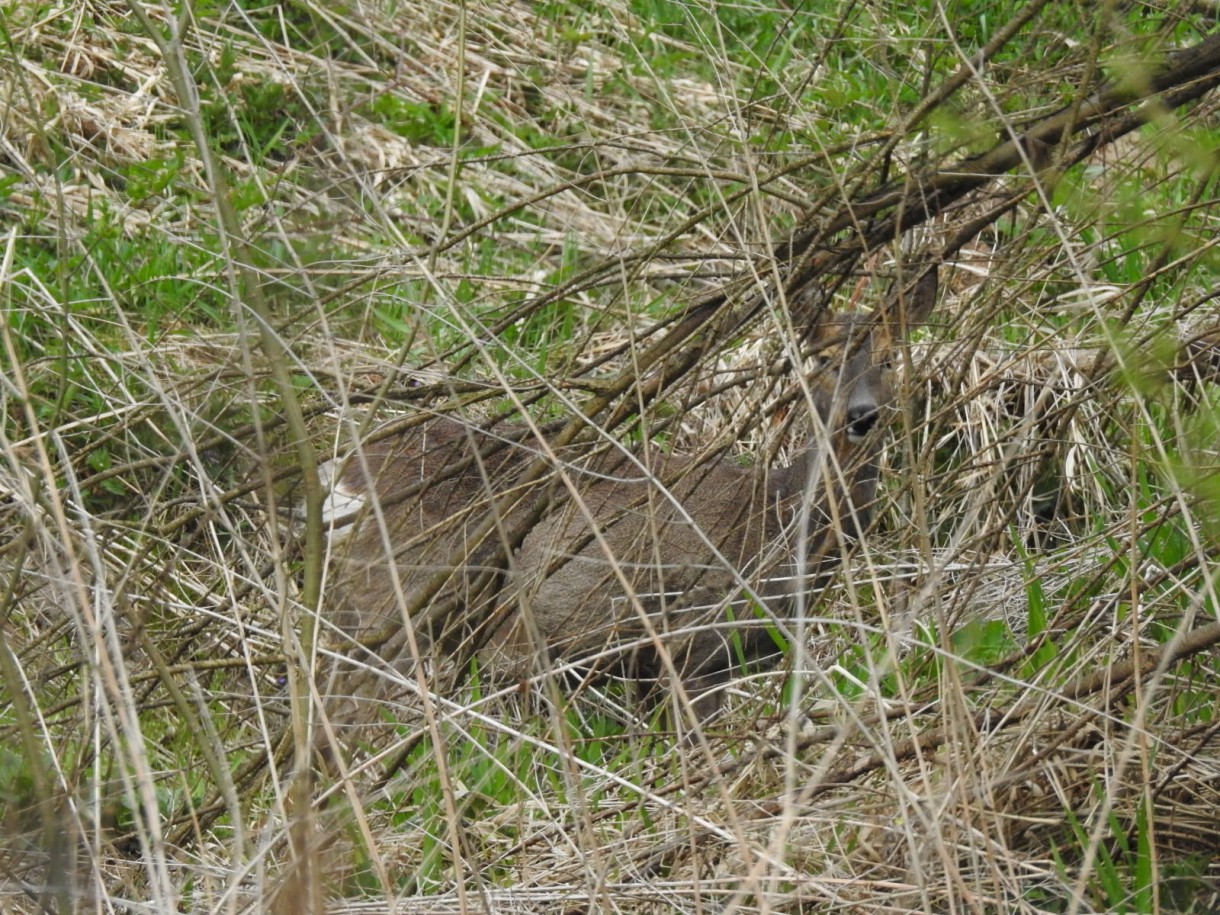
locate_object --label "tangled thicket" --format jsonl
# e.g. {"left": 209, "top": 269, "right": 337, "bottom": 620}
{"left": 1, "top": 2, "right": 1219, "bottom": 912}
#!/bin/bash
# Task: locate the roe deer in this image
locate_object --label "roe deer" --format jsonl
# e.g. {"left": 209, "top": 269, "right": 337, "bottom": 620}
{"left": 324, "top": 270, "right": 936, "bottom": 730}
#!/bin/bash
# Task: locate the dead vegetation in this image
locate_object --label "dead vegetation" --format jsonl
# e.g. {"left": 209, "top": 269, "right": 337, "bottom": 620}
{"left": 1, "top": 1, "right": 1219, "bottom": 912}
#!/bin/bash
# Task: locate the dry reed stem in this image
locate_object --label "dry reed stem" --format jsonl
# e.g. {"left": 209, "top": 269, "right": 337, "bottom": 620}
{"left": 1, "top": 1, "right": 1218, "bottom": 912}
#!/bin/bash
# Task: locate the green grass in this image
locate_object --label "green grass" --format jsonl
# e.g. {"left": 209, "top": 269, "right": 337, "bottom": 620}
{"left": 1, "top": 0, "right": 1219, "bottom": 910}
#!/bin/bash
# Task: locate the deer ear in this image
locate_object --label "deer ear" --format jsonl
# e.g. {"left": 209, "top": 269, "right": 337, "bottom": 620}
{"left": 868, "top": 265, "right": 937, "bottom": 352}
{"left": 808, "top": 265, "right": 938, "bottom": 346}
{"left": 807, "top": 313, "right": 863, "bottom": 365}
{"left": 898, "top": 266, "right": 938, "bottom": 331}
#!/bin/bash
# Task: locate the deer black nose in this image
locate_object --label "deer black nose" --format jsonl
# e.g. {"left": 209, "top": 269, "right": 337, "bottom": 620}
{"left": 846, "top": 406, "right": 879, "bottom": 440}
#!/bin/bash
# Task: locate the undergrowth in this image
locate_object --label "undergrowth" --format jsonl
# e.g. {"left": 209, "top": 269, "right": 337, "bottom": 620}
{"left": 1, "top": 0, "right": 1219, "bottom": 912}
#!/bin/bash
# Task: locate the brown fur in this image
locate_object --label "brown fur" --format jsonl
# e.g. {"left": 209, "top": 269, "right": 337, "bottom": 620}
{"left": 325, "top": 272, "right": 936, "bottom": 727}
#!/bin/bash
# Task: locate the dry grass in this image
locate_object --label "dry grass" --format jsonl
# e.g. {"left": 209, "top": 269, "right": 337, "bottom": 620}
{"left": 1, "top": 0, "right": 1219, "bottom": 912}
